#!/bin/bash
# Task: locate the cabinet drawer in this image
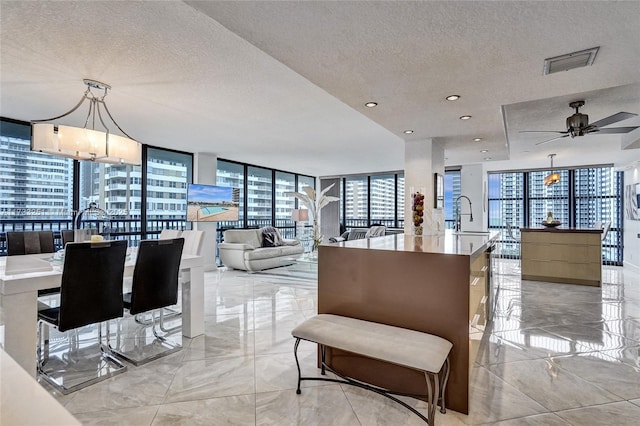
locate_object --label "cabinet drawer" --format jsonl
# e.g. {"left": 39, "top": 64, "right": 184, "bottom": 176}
{"left": 522, "top": 243, "right": 600, "bottom": 263}
{"left": 521, "top": 232, "right": 600, "bottom": 246}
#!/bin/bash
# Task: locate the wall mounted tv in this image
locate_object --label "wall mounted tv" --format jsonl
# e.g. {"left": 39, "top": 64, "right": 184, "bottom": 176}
{"left": 187, "top": 184, "right": 239, "bottom": 222}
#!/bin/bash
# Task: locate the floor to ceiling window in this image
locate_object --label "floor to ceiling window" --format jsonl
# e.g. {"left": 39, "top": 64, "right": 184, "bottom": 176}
{"left": 215, "top": 158, "right": 315, "bottom": 245}
{"left": 488, "top": 166, "right": 623, "bottom": 264}
{"left": 0, "top": 118, "right": 74, "bottom": 250}
{"left": 275, "top": 171, "right": 296, "bottom": 238}
{"left": 370, "top": 174, "right": 396, "bottom": 227}
{"left": 145, "top": 147, "right": 191, "bottom": 239}
{"left": 0, "top": 117, "right": 193, "bottom": 253}
{"left": 444, "top": 169, "right": 461, "bottom": 229}
{"left": 335, "top": 172, "right": 404, "bottom": 230}
{"left": 344, "top": 176, "right": 369, "bottom": 228}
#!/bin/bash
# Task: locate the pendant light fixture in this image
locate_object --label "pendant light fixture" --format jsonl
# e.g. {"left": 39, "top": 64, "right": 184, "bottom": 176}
{"left": 31, "top": 79, "right": 141, "bottom": 165}
{"left": 544, "top": 153, "right": 560, "bottom": 186}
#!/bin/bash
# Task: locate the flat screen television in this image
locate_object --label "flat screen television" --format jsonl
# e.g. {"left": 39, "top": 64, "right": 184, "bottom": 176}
{"left": 187, "top": 184, "right": 239, "bottom": 222}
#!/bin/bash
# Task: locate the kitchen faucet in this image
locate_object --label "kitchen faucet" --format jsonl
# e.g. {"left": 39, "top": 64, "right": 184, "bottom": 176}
{"left": 455, "top": 195, "right": 473, "bottom": 232}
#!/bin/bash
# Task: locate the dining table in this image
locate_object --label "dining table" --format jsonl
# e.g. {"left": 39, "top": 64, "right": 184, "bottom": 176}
{"left": 0, "top": 248, "right": 204, "bottom": 377}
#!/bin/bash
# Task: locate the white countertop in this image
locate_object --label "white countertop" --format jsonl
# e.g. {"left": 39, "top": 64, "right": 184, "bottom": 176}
{"left": 325, "top": 230, "right": 500, "bottom": 257}
{"left": 0, "top": 349, "right": 81, "bottom": 425}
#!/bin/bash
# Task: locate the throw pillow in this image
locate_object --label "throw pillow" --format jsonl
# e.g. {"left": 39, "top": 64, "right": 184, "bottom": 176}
{"left": 261, "top": 226, "right": 283, "bottom": 247}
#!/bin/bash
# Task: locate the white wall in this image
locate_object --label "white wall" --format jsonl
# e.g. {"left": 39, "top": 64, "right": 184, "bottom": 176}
{"left": 624, "top": 164, "right": 640, "bottom": 270}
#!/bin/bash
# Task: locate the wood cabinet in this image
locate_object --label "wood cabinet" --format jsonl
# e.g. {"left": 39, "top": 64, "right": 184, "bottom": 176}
{"left": 317, "top": 231, "right": 498, "bottom": 415}
{"left": 520, "top": 228, "right": 602, "bottom": 286}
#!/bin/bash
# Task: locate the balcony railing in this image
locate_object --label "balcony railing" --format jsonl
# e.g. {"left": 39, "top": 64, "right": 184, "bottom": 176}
{"left": 0, "top": 218, "right": 187, "bottom": 255}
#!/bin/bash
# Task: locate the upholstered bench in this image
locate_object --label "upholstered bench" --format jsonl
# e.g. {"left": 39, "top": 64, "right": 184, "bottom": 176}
{"left": 291, "top": 314, "right": 453, "bottom": 424}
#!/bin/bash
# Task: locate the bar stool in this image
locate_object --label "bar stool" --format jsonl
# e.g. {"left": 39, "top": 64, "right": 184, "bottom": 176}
{"left": 110, "top": 238, "right": 185, "bottom": 365}
{"left": 37, "top": 240, "right": 128, "bottom": 394}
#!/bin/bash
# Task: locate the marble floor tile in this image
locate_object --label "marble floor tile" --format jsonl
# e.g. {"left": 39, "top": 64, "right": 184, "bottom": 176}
{"left": 253, "top": 325, "right": 316, "bottom": 355}
{"left": 254, "top": 351, "right": 333, "bottom": 393}
{"left": 205, "top": 312, "right": 255, "bottom": 332}
{"left": 464, "top": 366, "right": 547, "bottom": 424}
{"left": 253, "top": 309, "right": 308, "bottom": 330}
{"left": 553, "top": 352, "right": 640, "bottom": 400}
{"left": 599, "top": 345, "right": 640, "bottom": 368}
{"left": 475, "top": 333, "right": 543, "bottom": 366}
{"left": 72, "top": 404, "right": 160, "bottom": 426}
{"left": 31, "top": 261, "right": 640, "bottom": 425}
{"left": 341, "top": 385, "right": 467, "bottom": 426}
{"left": 64, "top": 352, "right": 183, "bottom": 413}
{"left": 541, "top": 323, "right": 639, "bottom": 353}
{"left": 555, "top": 401, "right": 640, "bottom": 426}
{"left": 481, "top": 413, "right": 571, "bottom": 425}
{"left": 599, "top": 318, "right": 640, "bottom": 343}
{"left": 255, "top": 386, "right": 359, "bottom": 426}
{"left": 487, "top": 358, "right": 621, "bottom": 411}
{"left": 164, "top": 356, "right": 255, "bottom": 403}
{"left": 181, "top": 327, "right": 254, "bottom": 361}
{"left": 153, "top": 394, "right": 255, "bottom": 425}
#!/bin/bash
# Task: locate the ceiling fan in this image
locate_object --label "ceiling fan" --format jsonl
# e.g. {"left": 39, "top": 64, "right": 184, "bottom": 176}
{"left": 520, "top": 100, "right": 639, "bottom": 145}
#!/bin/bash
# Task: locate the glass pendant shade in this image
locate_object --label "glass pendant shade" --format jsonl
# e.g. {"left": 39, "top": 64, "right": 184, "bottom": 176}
{"left": 96, "top": 133, "right": 142, "bottom": 165}
{"left": 544, "top": 154, "right": 560, "bottom": 186}
{"left": 544, "top": 172, "right": 560, "bottom": 186}
{"left": 30, "top": 79, "right": 141, "bottom": 165}
{"left": 58, "top": 126, "right": 108, "bottom": 160}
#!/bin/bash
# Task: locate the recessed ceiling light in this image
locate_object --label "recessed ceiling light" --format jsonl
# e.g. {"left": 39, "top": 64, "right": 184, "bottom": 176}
{"left": 365, "top": 102, "right": 378, "bottom": 108}
{"left": 403, "top": 130, "right": 414, "bottom": 134}
{"left": 484, "top": 157, "right": 492, "bottom": 161}
{"left": 445, "top": 95, "right": 461, "bottom": 101}
{"left": 459, "top": 115, "right": 472, "bottom": 120}
{"left": 480, "top": 150, "right": 488, "bottom": 153}
{"left": 473, "top": 138, "right": 482, "bottom": 142}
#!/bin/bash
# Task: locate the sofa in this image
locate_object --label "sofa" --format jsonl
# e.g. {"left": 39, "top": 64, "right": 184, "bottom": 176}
{"left": 329, "top": 226, "right": 403, "bottom": 242}
{"left": 219, "top": 228, "right": 304, "bottom": 272}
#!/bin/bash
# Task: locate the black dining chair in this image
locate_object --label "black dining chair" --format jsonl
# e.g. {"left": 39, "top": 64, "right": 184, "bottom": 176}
{"left": 8, "top": 231, "right": 60, "bottom": 296}
{"left": 7, "top": 230, "right": 55, "bottom": 255}
{"left": 61, "top": 229, "right": 74, "bottom": 246}
{"left": 110, "top": 237, "right": 185, "bottom": 365}
{"left": 37, "top": 240, "right": 128, "bottom": 394}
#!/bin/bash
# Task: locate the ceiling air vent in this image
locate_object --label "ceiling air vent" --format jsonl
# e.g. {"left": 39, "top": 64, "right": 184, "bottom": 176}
{"left": 543, "top": 47, "right": 599, "bottom": 75}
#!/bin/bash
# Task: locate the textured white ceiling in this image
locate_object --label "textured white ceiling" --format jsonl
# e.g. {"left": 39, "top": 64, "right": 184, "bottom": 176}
{"left": 1, "top": 1, "right": 639, "bottom": 177}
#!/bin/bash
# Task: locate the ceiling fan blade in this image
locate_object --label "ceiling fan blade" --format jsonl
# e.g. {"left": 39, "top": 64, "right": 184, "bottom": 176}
{"left": 535, "top": 134, "right": 570, "bottom": 145}
{"left": 589, "top": 112, "right": 638, "bottom": 128}
{"left": 519, "top": 130, "right": 568, "bottom": 134}
{"left": 592, "top": 126, "right": 640, "bottom": 134}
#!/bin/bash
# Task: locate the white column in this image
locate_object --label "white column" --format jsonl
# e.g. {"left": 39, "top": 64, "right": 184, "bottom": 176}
{"left": 404, "top": 139, "right": 445, "bottom": 234}
{"left": 460, "top": 164, "right": 485, "bottom": 232}
{"left": 193, "top": 152, "right": 218, "bottom": 272}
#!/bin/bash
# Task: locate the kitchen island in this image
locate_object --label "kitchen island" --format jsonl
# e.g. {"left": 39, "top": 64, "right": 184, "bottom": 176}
{"left": 520, "top": 227, "right": 602, "bottom": 286}
{"left": 317, "top": 230, "right": 500, "bottom": 415}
